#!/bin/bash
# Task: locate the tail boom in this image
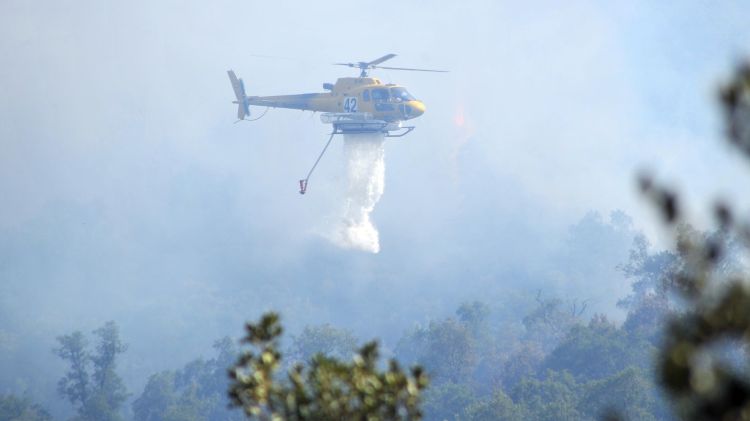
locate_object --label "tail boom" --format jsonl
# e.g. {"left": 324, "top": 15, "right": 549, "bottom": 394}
{"left": 228, "top": 69, "right": 330, "bottom": 119}
{"left": 246, "top": 93, "right": 326, "bottom": 111}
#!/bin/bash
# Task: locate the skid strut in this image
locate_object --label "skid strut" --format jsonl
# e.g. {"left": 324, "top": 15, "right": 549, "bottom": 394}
{"left": 299, "top": 132, "right": 336, "bottom": 194}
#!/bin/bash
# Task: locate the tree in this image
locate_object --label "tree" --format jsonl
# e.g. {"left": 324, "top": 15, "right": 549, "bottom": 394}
{"left": 463, "top": 390, "right": 521, "bottom": 421}
{"left": 541, "top": 314, "right": 654, "bottom": 383}
{"left": 287, "top": 324, "right": 358, "bottom": 364}
{"left": 617, "top": 234, "right": 677, "bottom": 312}
{"left": 396, "top": 318, "right": 477, "bottom": 385}
{"left": 618, "top": 235, "right": 677, "bottom": 342}
{"left": 54, "top": 331, "right": 90, "bottom": 411}
{"left": 643, "top": 63, "right": 750, "bottom": 420}
{"left": 86, "top": 322, "right": 129, "bottom": 421}
{"left": 0, "top": 394, "right": 52, "bottom": 421}
{"left": 228, "top": 313, "right": 428, "bottom": 421}
{"left": 54, "top": 321, "right": 128, "bottom": 421}
{"left": 132, "top": 372, "right": 177, "bottom": 421}
{"left": 133, "top": 337, "right": 244, "bottom": 421}
{"left": 579, "top": 367, "right": 662, "bottom": 421}
{"left": 502, "top": 342, "right": 545, "bottom": 390}
{"left": 421, "top": 381, "right": 477, "bottom": 421}
{"left": 456, "top": 301, "right": 490, "bottom": 339}
{"left": 510, "top": 370, "right": 580, "bottom": 421}
{"left": 522, "top": 292, "right": 580, "bottom": 353}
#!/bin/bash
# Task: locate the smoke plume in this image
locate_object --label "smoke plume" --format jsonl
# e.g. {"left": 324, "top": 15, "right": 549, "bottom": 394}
{"left": 331, "top": 133, "right": 386, "bottom": 253}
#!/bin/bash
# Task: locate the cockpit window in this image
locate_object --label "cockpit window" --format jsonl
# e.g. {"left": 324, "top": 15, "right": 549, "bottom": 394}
{"left": 371, "top": 88, "right": 389, "bottom": 102}
{"left": 390, "top": 87, "right": 415, "bottom": 102}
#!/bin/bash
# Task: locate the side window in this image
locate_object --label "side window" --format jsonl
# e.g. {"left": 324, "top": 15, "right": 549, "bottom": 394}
{"left": 372, "top": 88, "right": 388, "bottom": 102}
{"left": 363, "top": 90, "right": 370, "bottom": 102}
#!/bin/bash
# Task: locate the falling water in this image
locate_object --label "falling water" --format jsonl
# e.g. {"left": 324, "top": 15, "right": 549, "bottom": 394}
{"left": 331, "top": 132, "right": 386, "bottom": 253}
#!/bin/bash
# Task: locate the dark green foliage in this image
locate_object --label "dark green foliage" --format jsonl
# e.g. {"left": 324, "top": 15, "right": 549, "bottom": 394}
{"left": 132, "top": 372, "right": 176, "bottom": 421}
{"left": 396, "top": 318, "right": 477, "bottom": 384}
{"left": 522, "top": 293, "right": 580, "bottom": 353}
{"left": 422, "top": 382, "right": 477, "bottom": 421}
{"left": 580, "top": 367, "right": 660, "bottom": 421}
{"left": 287, "top": 324, "right": 358, "bottom": 364}
{"left": 618, "top": 234, "right": 676, "bottom": 342}
{"left": 511, "top": 370, "right": 580, "bottom": 421}
{"left": 659, "top": 281, "right": 750, "bottom": 420}
{"left": 463, "top": 390, "right": 521, "bottom": 421}
{"left": 87, "top": 322, "right": 128, "bottom": 421}
{"left": 501, "top": 343, "right": 545, "bottom": 390}
{"left": 618, "top": 234, "right": 677, "bottom": 312}
{"left": 622, "top": 294, "right": 671, "bottom": 344}
{"left": 456, "top": 301, "right": 490, "bottom": 339}
{"left": 228, "top": 312, "right": 428, "bottom": 420}
{"left": 54, "top": 331, "right": 90, "bottom": 409}
{"left": 54, "top": 321, "right": 128, "bottom": 421}
{"left": 420, "top": 319, "right": 477, "bottom": 384}
{"left": 720, "top": 62, "right": 750, "bottom": 157}
{"left": 133, "top": 337, "right": 243, "bottom": 421}
{"left": 0, "top": 394, "right": 52, "bottom": 421}
{"left": 542, "top": 314, "right": 655, "bottom": 382}
{"left": 62, "top": 259, "right": 680, "bottom": 421}
{"left": 46, "top": 227, "right": 686, "bottom": 421}
{"left": 390, "top": 292, "right": 673, "bottom": 420}
{"left": 644, "top": 63, "right": 750, "bottom": 420}
{"left": 471, "top": 344, "right": 507, "bottom": 395}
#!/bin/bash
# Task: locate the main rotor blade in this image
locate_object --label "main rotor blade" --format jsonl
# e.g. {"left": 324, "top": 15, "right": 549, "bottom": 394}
{"left": 333, "top": 63, "right": 356, "bottom": 67}
{"left": 247, "top": 53, "right": 300, "bottom": 61}
{"left": 367, "top": 54, "right": 397, "bottom": 66}
{"left": 373, "top": 65, "right": 449, "bottom": 73}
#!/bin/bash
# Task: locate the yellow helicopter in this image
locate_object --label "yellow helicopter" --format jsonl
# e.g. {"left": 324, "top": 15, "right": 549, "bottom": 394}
{"left": 227, "top": 54, "right": 446, "bottom": 193}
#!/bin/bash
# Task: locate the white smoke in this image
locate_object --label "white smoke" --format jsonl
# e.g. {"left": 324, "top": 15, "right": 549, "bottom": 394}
{"left": 331, "top": 132, "right": 386, "bottom": 253}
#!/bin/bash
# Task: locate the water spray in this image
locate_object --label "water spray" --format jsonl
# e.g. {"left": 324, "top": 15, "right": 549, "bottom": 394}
{"left": 332, "top": 133, "right": 387, "bottom": 253}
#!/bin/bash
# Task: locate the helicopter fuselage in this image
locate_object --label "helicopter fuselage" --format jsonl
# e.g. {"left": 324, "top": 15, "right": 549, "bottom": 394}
{"left": 246, "top": 77, "right": 425, "bottom": 122}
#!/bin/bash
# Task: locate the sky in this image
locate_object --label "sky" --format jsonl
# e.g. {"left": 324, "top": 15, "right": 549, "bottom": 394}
{"left": 2, "top": 0, "right": 750, "bottom": 414}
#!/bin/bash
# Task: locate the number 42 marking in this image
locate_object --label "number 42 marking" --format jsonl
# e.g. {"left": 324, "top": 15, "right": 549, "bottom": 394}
{"left": 344, "top": 97, "right": 358, "bottom": 113}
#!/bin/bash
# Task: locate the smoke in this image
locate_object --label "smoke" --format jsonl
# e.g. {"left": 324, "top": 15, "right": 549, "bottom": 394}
{"left": 331, "top": 132, "right": 386, "bottom": 253}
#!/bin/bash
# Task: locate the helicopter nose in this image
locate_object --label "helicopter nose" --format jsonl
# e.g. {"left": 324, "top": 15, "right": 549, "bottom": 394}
{"left": 405, "top": 100, "right": 425, "bottom": 118}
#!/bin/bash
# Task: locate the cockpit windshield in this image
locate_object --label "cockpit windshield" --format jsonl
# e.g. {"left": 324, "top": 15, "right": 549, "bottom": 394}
{"left": 389, "top": 87, "right": 415, "bottom": 102}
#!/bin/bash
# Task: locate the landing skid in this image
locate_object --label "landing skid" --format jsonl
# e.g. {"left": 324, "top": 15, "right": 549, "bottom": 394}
{"left": 331, "top": 125, "right": 415, "bottom": 137}
{"left": 384, "top": 126, "right": 414, "bottom": 137}
{"left": 321, "top": 112, "right": 415, "bottom": 137}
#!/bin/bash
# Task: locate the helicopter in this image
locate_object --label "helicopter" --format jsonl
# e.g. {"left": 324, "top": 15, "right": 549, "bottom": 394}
{"left": 227, "top": 54, "right": 447, "bottom": 193}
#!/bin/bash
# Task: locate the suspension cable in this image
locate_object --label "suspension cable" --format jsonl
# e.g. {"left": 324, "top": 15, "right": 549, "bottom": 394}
{"left": 299, "top": 131, "right": 337, "bottom": 194}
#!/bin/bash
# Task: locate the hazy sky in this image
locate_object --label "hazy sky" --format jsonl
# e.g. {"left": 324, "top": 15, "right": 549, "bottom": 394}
{"left": 2, "top": 0, "right": 750, "bottom": 410}
{"left": 2, "top": 1, "right": 750, "bottom": 234}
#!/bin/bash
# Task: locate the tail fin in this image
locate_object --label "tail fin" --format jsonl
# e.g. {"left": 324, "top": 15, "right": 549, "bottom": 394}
{"left": 227, "top": 70, "right": 250, "bottom": 120}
